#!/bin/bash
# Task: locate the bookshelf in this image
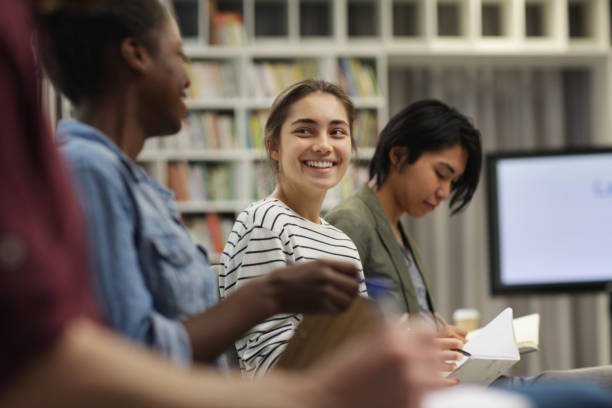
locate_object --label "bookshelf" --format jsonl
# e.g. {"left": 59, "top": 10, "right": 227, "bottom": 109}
{"left": 135, "top": 0, "right": 612, "bottom": 260}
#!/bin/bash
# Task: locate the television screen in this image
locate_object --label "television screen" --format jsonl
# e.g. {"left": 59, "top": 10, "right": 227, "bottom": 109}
{"left": 486, "top": 148, "right": 612, "bottom": 294}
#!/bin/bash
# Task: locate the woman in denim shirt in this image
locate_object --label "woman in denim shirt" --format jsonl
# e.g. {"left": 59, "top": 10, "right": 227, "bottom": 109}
{"left": 38, "top": 0, "right": 361, "bottom": 366}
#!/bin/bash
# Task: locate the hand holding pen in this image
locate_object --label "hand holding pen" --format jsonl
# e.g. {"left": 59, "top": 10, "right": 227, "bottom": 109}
{"left": 433, "top": 312, "right": 470, "bottom": 373}
{"left": 435, "top": 312, "right": 468, "bottom": 343}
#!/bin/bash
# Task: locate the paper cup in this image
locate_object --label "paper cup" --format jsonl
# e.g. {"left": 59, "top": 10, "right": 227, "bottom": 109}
{"left": 452, "top": 308, "right": 480, "bottom": 332}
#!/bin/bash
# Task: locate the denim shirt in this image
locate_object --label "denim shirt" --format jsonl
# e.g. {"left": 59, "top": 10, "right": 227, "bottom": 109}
{"left": 57, "top": 120, "right": 221, "bottom": 366}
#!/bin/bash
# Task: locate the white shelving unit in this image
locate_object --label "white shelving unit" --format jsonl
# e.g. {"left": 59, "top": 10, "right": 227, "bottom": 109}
{"left": 138, "top": 0, "right": 612, "bottom": 259}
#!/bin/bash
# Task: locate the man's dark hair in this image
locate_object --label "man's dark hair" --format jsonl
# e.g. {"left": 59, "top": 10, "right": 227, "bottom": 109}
{"left": 36, "top": 0, "right": 167, "bottom": 104}
{"left": 369, "top": 99, "right": 482, "bottom": 214}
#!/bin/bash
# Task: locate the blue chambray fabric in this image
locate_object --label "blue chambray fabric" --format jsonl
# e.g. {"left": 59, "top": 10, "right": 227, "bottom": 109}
{"left": 57, "top": 120, "right": 224, "bottom": 367}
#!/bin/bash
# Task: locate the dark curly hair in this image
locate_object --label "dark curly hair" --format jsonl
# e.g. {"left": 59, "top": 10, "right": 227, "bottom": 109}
{"left": 36, "top": 0, "right": 168, "bottom": 104}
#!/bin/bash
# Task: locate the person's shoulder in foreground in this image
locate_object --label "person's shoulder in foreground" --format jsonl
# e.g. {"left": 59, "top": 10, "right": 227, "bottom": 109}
{"left": 0, "top": 0, "right": 99, "bottom": 392}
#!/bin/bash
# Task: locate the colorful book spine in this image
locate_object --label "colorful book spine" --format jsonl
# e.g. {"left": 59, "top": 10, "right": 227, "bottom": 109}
{"left": 167, "top": 162, "right": 234, "bottom": 201}
{"left": 247, "top": 110, "right": 268, "bottom": 150}
{"left": 162, "top": 112, "right": 236, "bottom": 150}
{"left": 189, "top": 61, "right": 238, "bottom": 99}
{"left": 167, "top": 162, "right": 190, "bottom": 201}
{"left": 353, "top": 110, "right": 378, "bottom": 148}
{"left": 250, "top": 60, "right": 318, "bottom": 97}
{"left": 338, "top": 58, "right": 379, "bottom": 97}
{"left": 211, "top": 11, "right": 244, "bottom": 46}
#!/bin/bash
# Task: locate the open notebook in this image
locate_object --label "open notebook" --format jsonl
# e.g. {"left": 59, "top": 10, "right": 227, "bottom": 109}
{"left": 466, "top": 312, "right": 540, "bottom": 354}
{"left": 447, "top": 308, "right": 520, "bottom": 385}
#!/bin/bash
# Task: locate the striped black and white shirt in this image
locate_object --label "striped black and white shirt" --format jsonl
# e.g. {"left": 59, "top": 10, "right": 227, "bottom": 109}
{"left": 219, "top": 198, "right": 367, "bottom": 377}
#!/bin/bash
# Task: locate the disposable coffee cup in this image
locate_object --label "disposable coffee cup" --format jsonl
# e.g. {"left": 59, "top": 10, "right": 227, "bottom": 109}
{"left": 452, "top": 308, "right": 479, "bottom": 332}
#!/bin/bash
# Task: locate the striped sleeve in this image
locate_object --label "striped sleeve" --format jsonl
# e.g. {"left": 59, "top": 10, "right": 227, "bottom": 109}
{"left": 219, "top": 199, "right": 368, "bottom": 377}
{"left": 220, "top": 211, "right": 297, "bottom": 377}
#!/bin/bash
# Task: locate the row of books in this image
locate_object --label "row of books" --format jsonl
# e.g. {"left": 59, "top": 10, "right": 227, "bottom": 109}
{"left": 164, "top": 160, "right": 368, "bottom": 204}
{"left": 141, "top": 112, "right": 236, "bottom": 151}
{"left": 140, "top": 108, "right": 377, "bottom": 156}
{"left": 247, "top": 110, "right": 268, "bottom": 149}
{"left": 167, "top": 162, "right": 235, "bottom": 201}
{"left": 210, "top": 11, "right": 244, "bottom": 45}
{"left": 187, "top": 58, "right": 380, "bottom": 100}
{"left": 338, "top": 58, "right": 379, "bottom": 97}
{"left": 250, "top": 60, "right": 319, "bottom": 97}
{"left": 175, "top": 112, "right": 236, "bottom": 150}
{"left": 188, "top": 61, "right": 238, "bottom": 99}
{"left": 353, "top": 110, "right": 378, "bottom": 148}
{"left": 184, "top": 214, "right": 235, "bottom": 262}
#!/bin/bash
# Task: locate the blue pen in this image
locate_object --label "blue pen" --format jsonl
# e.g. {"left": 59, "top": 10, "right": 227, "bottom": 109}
{"left": 359, "top": 277, "right": 395, "bottom": 301}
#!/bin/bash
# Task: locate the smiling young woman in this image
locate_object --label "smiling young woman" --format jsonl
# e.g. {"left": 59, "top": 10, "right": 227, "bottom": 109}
{"left": 219, "top": 79, "right": 368, "bottom": 377}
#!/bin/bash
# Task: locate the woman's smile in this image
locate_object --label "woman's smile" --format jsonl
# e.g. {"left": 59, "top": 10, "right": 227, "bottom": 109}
{"left": 303, "top": 159, "right": 337, "bottom": 171}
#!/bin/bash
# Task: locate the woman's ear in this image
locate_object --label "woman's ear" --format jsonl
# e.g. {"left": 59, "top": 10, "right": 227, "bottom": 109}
{"left": 266, "top": 138, "right": 280, "bottom": 161}
{"left": 120, "top": 37, "right": 151, "bottom": 74}
{"left": 389, "top": 146, "right": 408, "bottom": 167}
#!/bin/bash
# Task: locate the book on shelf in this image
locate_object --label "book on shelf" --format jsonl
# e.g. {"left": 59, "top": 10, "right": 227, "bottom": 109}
{"left": 247, "top": 110, "right": 268, "bottom": 150}
{"left": 211, "top": 11, "right": 243, "bottom": 45}
{"left": 199, "top": 112, "right": 235, "bottom": 149}
{"left": 167, "top": 162, "right": 190, "bottom": 201}
{"left": 184, "top": 214, "right": 234, "bottom": 262}
{"left": 338, "top": 58, "right": 379, "bottom": 97}
{"left": 250, "top": 60, "right": 318, "bottom": 97}
{"left": 162, "top": 112, "right": 237, "bottom": 150}
{"left": 466, "top": 312, "right": 540, "bottom": 355}
{"left": 166, "top": 162, "right": 234, "bottom": 202}
{"left": 187, "top": 163, "right": 207, "bottom": 201}
{"left": 188, "top": 60, "right": 238, "bottom": 99}
{"left": 447, "top": 308, "right": 521, "bottom": 385}
{"left": 354, "top": 110, "right": 378, "bottom": 148}
{"left": 208, "top": 0, "right": 243, "bottom": 46}
{"left": 205, "top": 213, "right": 224, "bottom": 254}
{"left": 206, "top": 164, "right": 234, "bottom": 200}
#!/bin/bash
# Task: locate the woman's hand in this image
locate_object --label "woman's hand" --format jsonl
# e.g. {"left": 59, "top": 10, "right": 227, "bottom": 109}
{"left": 262, "top": 259, "right": 361, "bottom": 314}
{"left": 432, "top": 314, "right": 468, "bottom": 374}
{"left": 437, "top": 323, "right": 468, "bottom": 343}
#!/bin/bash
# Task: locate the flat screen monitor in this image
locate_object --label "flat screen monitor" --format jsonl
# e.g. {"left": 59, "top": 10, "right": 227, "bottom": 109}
{"left": 486, "top": 148, "right": 612, "bottom": 294}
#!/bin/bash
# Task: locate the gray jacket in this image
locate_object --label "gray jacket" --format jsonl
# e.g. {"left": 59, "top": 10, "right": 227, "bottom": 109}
{"left": 325, "top": 184, "right": 434, "bottom": 315}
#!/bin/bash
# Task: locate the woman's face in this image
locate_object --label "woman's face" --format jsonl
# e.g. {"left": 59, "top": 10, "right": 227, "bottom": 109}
{"left": 269, "top": 92, "right": 352, "bottom": 197}
{"left": 141, "top": 14, "right": 190, "bottom": 136}
{"left": 389, "top": 144, "right": 468, "bottom": 218}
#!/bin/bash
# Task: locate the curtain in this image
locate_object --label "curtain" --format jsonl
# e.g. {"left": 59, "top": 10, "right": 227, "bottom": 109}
{"left": 388, "top": 65, "right": 610, "bottom": 375}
